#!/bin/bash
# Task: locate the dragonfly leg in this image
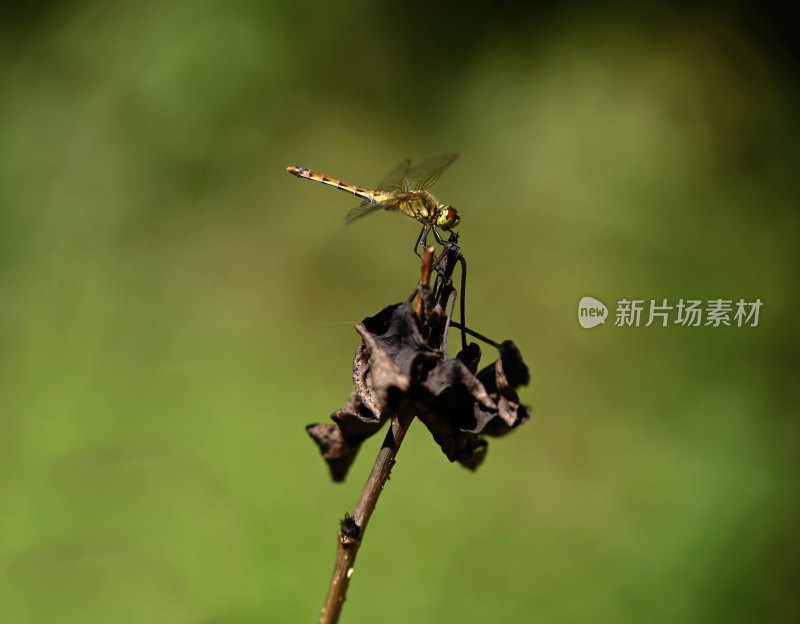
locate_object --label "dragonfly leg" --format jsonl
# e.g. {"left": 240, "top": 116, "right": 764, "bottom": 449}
{"left": 413, "top": 225, "right": 430, "bottom": 257}
{"left": 432, "top": 227, "right": 446, "bottom": 245}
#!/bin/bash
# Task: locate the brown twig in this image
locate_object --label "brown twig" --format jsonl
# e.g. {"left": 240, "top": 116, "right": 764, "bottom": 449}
{"left": 319, "top": 403, "right": 415, "bottom": 624}
{"left": 313, "top": 227, "right": 531, "bottom": 622}
{"left": 415, "top": 245, "right": 435, "bottom": 321}
{"left": 319, "top": 249, "right": 435, "bottom": 624}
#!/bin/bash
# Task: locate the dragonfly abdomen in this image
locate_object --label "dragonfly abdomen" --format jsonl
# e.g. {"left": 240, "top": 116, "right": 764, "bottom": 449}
{"left": 287, "top": 166, "right": 384, "bottom": 204}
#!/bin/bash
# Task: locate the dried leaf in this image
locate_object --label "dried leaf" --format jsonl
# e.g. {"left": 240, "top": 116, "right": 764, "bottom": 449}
{"left": 307, "top": 291, "right": 531, "bottom": 480}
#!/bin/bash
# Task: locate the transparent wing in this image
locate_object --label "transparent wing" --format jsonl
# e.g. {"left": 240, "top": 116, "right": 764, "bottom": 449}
{"left": 375, "top": 158, "right": 411, "bottom": 191}
{"left": 405, "top": 153, "right": 458, "bottom": 190}
{"left": 343, "top": 201, "right": 385, "bottom": 225}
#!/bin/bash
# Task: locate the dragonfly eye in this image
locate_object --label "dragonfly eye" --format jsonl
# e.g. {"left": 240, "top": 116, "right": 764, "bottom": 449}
{"left": 437, "top": 206, "right": 460, "bottom": 230}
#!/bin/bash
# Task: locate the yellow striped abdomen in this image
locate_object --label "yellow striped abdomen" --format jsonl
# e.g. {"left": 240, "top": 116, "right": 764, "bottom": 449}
{"left": 286, "top": 166, "right": 387, "bottom": 205}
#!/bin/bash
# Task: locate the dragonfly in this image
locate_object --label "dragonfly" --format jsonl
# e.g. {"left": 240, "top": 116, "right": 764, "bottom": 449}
{"left": 286, "top": 154, "right": 460, "bottom": 252}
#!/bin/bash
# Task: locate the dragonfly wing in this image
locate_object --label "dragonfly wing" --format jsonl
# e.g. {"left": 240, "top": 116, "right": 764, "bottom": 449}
{"left": 375, "top": 158, "right": 411, "bottom": 191}
{"left": 406, "top": 153, "right": 458, "bottom": 190}
{"left": 343, "top": 200, "right": 385, "bottom": 225}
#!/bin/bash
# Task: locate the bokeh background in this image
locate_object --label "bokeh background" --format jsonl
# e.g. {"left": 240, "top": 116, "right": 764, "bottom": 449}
{"left": 1, "top": 1, "right": 798, "bottom": 622}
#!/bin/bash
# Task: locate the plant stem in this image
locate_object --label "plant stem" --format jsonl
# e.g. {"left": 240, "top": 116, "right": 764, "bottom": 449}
{"left": 319, "top": 244, "right": 435, "bottom": 623}
{"left": 319, "top": 403, "right": 415, "bottom": 624}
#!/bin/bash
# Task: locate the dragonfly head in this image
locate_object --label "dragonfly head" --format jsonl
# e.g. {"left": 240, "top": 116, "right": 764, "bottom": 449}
{"left": 436, "top": 205, "right": 460, "bottom": 230}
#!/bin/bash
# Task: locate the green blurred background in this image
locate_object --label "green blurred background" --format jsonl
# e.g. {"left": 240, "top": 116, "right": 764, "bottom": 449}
{"left": 1, "top": 1, "right": 798, "bottom": 622}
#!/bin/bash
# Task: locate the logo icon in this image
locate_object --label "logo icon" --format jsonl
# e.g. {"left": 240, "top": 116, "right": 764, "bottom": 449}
{"left": 578, "top": 296, "right": 608, "bottom": 328}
